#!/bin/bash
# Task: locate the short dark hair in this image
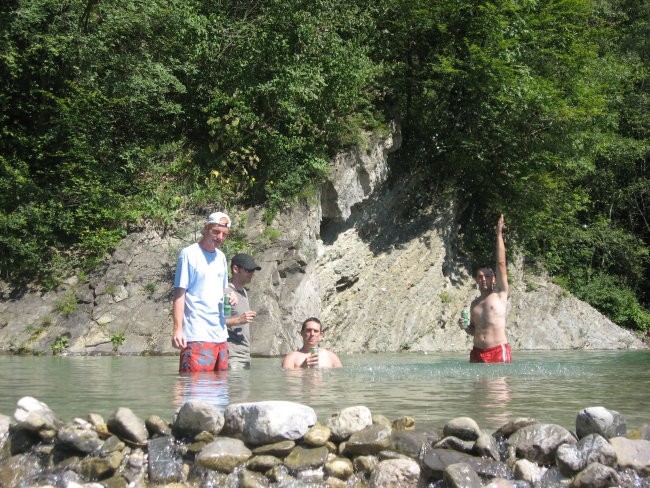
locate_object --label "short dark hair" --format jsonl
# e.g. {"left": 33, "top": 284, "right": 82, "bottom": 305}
{"left": 301, "top": 317, "right": 322, "bottom": 332}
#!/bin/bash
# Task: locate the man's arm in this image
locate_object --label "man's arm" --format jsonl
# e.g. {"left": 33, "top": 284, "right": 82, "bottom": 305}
{"left": 495, "top": 214, "right": 508, "bottom": 296}
{"left": 282, "top": 353, "right": 297, "bottom": 369}
{"left": 226, "top": 311, "right": 257, "bottom": 328}
{"left": 172, "top": 287, "right": 187, "bottom": 349}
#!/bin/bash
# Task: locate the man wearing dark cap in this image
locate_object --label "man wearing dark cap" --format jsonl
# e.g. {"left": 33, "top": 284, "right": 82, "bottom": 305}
{"left": 225, "top": 253, "right": 261, "bottom": 369}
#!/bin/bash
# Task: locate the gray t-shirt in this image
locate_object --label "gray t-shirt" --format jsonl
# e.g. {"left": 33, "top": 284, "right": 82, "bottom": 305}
{"left": 227, "top": 283, "right": 251, "bottom": 368}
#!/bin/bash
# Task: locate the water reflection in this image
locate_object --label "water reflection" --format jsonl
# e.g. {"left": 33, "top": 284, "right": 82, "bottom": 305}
{"left": 283, "top": 368, "right": 326, "bottom": 397}
{"left": 173, "top": 371, "right": 230, "bottom": 412}
{"left": 471, "top": 376, "right": 512, "bottom": 426}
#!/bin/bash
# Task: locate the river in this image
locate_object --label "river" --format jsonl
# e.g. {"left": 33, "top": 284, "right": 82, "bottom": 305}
{"left": 1, "top": 350, "right": 648, "bottom": 432}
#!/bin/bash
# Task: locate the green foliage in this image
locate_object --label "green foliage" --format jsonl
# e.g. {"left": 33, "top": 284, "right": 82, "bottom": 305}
{"left": 570, "top": 273, "right": 650, "bottom": 331}
{"left": 1, "top": 0, "right": 648, "bottom": 331}
{"left": 438, "top": 291, "right": 453, "bottom": 304}
{"left": 50, "top": 335, "right": 69, "bottom": 355}
{"left": 110, "top": 332, "right": 126, "bottom": 352}
{"left": 25, "top": 324, "right": 45, "bottom": 340}
{"left": 55, "top": 290, "right": 78, "bottom": 317}
{"left": 370, "top": 0, "right": 649, "bottom": 330}
{"left": 261, "top": 227, "right": 282, "bottom": 244}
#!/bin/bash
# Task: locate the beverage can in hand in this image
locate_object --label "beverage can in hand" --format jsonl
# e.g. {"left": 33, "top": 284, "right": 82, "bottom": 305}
{"left": 224, "top": 293, "right": 231, "bottom": 317}
{"left": 461, "top": 309, "right": 470, "bottom": 328}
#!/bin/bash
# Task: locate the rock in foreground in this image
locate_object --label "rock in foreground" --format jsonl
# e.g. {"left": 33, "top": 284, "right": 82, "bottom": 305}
{"left": 0, "top": 397, "right": 648, "bottom": 487}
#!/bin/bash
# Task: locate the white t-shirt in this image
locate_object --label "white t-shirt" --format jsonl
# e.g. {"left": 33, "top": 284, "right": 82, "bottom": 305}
{"left": 174, "top": 243, "right": 228, "bottom": 343}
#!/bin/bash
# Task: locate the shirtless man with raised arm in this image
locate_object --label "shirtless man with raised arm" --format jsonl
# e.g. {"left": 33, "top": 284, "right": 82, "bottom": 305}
{"left": 282, "top": 317, "right": 342, "bottom": 369}
{"left": 459, "top": 214, "right": 512, "bottom": 363}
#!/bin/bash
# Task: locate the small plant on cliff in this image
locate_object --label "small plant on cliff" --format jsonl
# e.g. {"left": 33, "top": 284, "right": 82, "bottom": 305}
{"left": 105, "top": 284, "right": 117, "bottom": 297}
{"left": 51, "top": 336, "right": 69, "bottom": 355}
{"left": 25, "top": 324, "right": 45, "bottom": 341}
{"left": 55, "top": 290, "right": 78, "bottom": 317}
{"left": 260, "top": 226, "right": 281, "bottom": 244}
{"left": 438, "top": 291, "right": 453, "bottom": 304}
{"left": 111, "top": 332, "right": 126, "bottom": 352}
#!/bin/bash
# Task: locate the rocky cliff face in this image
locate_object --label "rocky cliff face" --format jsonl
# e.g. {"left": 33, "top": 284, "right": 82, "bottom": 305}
{"left": 0, "top": 126, "right": 644, "bottom": 356}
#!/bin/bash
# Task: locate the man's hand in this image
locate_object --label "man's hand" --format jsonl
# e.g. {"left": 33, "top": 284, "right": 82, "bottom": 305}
{"left": 497, "top": 214, "right": 506, "bottom": 234}
{"left": 172, "top": 329, "right": 186, "bottom": 350}
{"left": 226, "top": 292, "right": 239, "bottom": 307}
{"left": 303, "top": 351, "right": 319, "bottom": 368}
{"left": 238, "top": 310, "right": 256, "bottom": 324}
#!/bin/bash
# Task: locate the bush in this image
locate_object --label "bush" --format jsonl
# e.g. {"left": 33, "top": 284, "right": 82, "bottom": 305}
{"left": 571, "top": 273, "right": 650, "bottom": 331}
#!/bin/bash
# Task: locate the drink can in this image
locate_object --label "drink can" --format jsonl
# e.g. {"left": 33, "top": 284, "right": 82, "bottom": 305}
{"left": 461, "top": 309, "right": 470, "bottom": 328}
{"left": 310, "top": 347, "right": 318, "bottom": 355}
{"left": 224, "top": 293, "right": 231, "bottom": 317}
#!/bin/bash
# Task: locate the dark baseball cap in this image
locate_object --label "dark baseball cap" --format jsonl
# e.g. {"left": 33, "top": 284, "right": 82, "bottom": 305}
{"left": 231, "top": 253, "right": 261, "bottom": 271}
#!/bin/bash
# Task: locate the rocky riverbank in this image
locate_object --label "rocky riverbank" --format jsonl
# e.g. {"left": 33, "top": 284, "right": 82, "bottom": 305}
{"left": 1, "top": 397, "right": 649, "bottom": 488}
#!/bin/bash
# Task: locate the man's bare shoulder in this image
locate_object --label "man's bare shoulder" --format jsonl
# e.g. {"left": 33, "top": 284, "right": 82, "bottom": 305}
{"left": 282, "top": 351, "right": 304, "bottom": 369}
{"left": 322, "top": 348, "right": 343, "bottom": 368}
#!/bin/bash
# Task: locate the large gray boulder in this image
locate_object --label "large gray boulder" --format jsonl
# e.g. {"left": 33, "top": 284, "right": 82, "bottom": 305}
{"left": 172, "top": 400, "right": 225, "bottom": 438}
{"left": 506, "top": 423, "right": 576, "bottom": 465}
{"left": 325, "top": 405, "right": 373, "bottom": 441}
{"left": 576, "top": 406, "right": 626, "bottom": 439}
{"left": 223, "top": 401, "right": 316, "bottom": 445}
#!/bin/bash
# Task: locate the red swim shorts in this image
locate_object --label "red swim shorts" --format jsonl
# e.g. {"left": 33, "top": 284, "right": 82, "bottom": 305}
{"left": 179, "top": 341, "right": 229, "bottom": 373}
{"left": 469, "top": 343, "right": 512, "bottom": 363}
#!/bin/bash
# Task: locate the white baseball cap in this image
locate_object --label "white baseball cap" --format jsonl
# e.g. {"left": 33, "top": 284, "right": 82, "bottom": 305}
{"left": 206, "top": 212, "right": 231, "bottom": 228}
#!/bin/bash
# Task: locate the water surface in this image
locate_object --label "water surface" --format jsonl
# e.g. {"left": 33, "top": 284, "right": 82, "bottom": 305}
{"left": 1, "top": 350, "right": 648, "bottom": 432}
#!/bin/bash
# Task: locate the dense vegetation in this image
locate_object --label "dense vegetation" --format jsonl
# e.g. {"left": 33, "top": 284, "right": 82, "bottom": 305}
{"left": 1, "top": 0, "right": 648, "bottom": 330}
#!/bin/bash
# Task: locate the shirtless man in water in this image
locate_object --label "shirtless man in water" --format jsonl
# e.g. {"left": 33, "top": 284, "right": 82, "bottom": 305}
{"left": 459, "top": 214, "right": 512, "bottom": 363}
{"left": 282, "top": 317, "right": 342, "bottom": 369}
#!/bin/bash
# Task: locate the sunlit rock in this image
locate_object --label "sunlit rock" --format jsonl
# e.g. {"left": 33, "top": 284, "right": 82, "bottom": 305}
{"left": 506, "top": 423, "right": 576, "bottom": 464}
{"left": 303, "top": 423, "right": 331, "bottom": 447}
{"left": 576, "top": 406, "right": 626, "bottom": 439}
{"left": 223, "top": 401, "right": 316, "bottom": 445}
{"left": 172, "top": 400, "right": 225, "bottom": 439}
{"left": 283, "top": 444, "right": 329, "bottom": 472}
{"left": 572, "top": 462, "right": 620, "bottom": 488}
{"left": 555, "top": 433, "right": 616, "bottom": 476}
{"left": 443, "top": 461, "right": 482, "bottom": 488}
{"left": 57, "top": 423, "right": 103, "bottom": 454}
{"left": 443, "top": 416, "right": 482, "bottom": 441}
{"left": 195, "top": 437, "right": 252, "bottom": 473}
{"left": 369, "top": 458, "right": 421, "bottom": 488}
{"left": 609, "top": 436, "right": 650, "bottom": 476}
{"left": 325, "top": 405, "right": 373, "bottom": 441}
{"left": 106, "top": 407, "right": 147, "bottom": 445}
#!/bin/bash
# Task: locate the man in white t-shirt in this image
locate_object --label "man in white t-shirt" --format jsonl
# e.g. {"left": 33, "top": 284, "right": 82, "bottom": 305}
{"left": 172, "top": 212, "right": 231, "bottom": 373}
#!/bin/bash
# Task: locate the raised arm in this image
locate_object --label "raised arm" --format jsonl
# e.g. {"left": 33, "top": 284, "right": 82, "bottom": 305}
{"left": 495, "top": 214, "right": 508, "bottom": 296}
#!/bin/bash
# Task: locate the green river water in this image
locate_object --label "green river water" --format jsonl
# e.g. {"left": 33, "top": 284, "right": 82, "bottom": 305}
{"left": 1, "top": 350, "right": 648, "bottom": 432}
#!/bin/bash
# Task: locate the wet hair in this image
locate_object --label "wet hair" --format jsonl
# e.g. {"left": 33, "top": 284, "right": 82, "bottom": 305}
{"left": 301, "top": 317, "right": 323, "bottom": 332}
{"left": 476, "top": 267, "right": 495, "bottom": 278}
